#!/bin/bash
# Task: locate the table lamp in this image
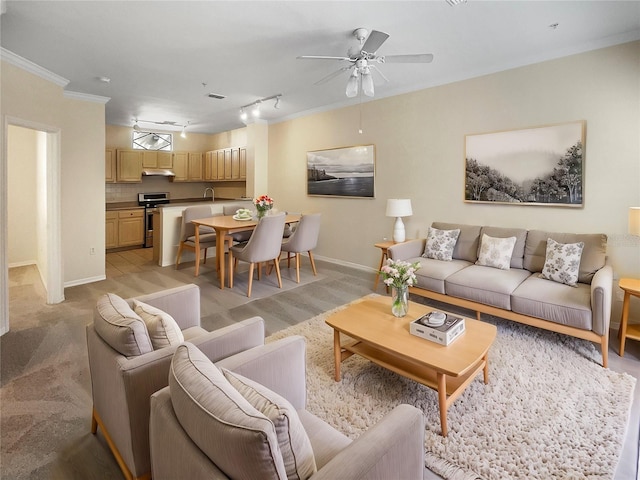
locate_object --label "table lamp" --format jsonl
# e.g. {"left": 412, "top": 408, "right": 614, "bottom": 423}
{"left": 629, "top": 207, "right": 640, "bottom": 236}
{"left": 386, "top": 199, "right": 413, "bottom": 243}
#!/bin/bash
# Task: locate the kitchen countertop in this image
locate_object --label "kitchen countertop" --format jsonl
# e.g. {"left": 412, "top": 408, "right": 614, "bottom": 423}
{"left": 106, "top": 197, "right": 252, "bottom": 211}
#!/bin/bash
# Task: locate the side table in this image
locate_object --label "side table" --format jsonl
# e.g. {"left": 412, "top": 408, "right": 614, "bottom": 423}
{"left": 618, "top": 277, "right": 640, "bottom": 356}
{"left": 373, "top": 240, "right": 403, "bottom": 291}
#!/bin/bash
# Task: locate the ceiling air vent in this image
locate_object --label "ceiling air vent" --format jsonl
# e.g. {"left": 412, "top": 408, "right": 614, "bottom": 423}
{"left": 207, "top": 93, "right": 226, "bottom": 100}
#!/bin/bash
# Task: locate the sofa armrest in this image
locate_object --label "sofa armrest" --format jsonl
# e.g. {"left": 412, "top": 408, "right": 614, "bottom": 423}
{"left": 590, "top": 263, "right": 613, "bottom": 336}
{"left": 190, "top": 316, "right": 265, "bottom": 362}
{"left": 310, "top": 404, "right": 425, "bottom": 480}
{"left": 216, "top": 336, "right": 307, "bottom": 410}
{"left": 130, "top": 284, "right": 201, "bottom": 330}
{"left": 388, "top": 239, "right": 425, "bottom": 261}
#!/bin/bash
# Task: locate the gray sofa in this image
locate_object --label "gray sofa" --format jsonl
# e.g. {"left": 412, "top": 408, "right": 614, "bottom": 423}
{"left": 388, "top": 222, "right": 612, "bottom": 367}
{"left": 149, "top": 336, "right": 426, "bottom": 479}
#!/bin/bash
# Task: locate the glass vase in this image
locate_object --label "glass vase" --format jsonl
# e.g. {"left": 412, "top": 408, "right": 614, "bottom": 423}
{"left": 391, "top": 285, "right": 409, "bottom": 318}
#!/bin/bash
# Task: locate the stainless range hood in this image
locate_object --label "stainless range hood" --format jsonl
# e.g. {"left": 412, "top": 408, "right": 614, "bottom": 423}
{"left": 142, "top": 168, "right": 175, "bottom": 177}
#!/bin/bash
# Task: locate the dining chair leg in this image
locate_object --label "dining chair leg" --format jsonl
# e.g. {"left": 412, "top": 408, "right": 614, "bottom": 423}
{"left": 273, "top": 258, "right": 283, "bottom": 288}
{"left": 257, "top": 262, "right": 262, "bottom": 281}
{"left": 229, "top": 251, "right": 234, "bottom": 289}
{"left": 175, "top": 243, "right": 184, "bottom": 269}
{"left": 295, "top": 253, "right": 301, "bottom": 283}
{"left": 287, "top": 252, "right": 292, "bottom": 269}
{"left": 203, "top": 247, "right": 208, "bottom": 264}
{"left": 308, "top": 250, "right": 317, "bottom": 276}
{"left": 247, "top": 263, "right": 255, "bottom": 297}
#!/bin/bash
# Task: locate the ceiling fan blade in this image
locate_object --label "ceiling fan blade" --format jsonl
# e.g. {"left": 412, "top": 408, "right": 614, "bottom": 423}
{"left": 297, "top": 55, "right": 351, "bottom": 61}
{"left": 383, "top": 53, "right": 434, "bottom": 63}
{"left": 361, "top": 30, "right": 389, "bottom": 54}
{"left": 314, "top": 66, "right": 351, "bottom": 85}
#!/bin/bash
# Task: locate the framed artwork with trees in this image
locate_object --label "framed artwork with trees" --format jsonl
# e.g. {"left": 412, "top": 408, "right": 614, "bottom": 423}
{"left": 464, "top": 121, "right": 585, "bottom": 207}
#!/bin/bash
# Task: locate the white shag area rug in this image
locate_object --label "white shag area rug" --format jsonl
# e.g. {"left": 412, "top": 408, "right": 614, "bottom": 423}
{"left": 267, "top": 297, "right": 636, "bottom": 480}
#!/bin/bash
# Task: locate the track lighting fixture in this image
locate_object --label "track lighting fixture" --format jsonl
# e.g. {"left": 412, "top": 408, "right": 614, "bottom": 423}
{"left": 239, "top": 94, "right": 282, "bottom": 122}
{"left": 133, "top": 119, "right": 141, "bottom": 131}
{"left": 180, "top": 122, "right": 189, "bottom": 139}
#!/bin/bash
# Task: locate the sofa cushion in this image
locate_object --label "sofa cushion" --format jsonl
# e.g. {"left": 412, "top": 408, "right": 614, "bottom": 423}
{"left": 94, "top": 293, "right": 153, "bottom": 357}
{"left": 524, "top": 230, "right": 606, "bottom": 284}
{"left": 445, "top": 265, "right": 532, "bottom": 310}
{"left": 479, "top": 226, "right": 528, "bottom": 269}
{"left": 133, "top": 300, "right": 184, "bottom": 349}
{"left": 432, "top": 222, "right": 481, "bottom": 263}
{"left": 411, "top": 257, "right": 472, "bottom": 294}
{"left": 539, "top": 238, "right": 584, "bottom": 287}
{"left": 222, "top": 368, "right": 317, "bottom": 480}
{"left": 511, "top": 276, "right": 592, "bottom": 331}
{"left": 475, "top": 234, "right": 517, "bottom": 270}
{"left": 422, "top": 227, "right": 460, "bottom": 261}
{"left": 169, "top": 342, "right": 287, "bottom": 480}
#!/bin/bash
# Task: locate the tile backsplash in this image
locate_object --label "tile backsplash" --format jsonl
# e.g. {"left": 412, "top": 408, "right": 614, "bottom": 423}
{"left": 105, "top": 177, "right": 214, "bottom": 203}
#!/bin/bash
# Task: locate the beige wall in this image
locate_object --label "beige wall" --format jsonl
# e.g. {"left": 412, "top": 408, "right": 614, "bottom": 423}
{"left": 268, "top": 41, "right": 640, "bottom": 319}
{"left": 2, "top": 60, "right": 106, "bottom": 285}
{"left": 7, "top": 125, "right": 38, "bottom": 266}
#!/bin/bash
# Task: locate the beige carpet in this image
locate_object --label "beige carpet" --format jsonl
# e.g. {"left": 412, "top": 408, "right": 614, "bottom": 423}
{"left": 268, "top": 298, "right": 637, "bottom": 480}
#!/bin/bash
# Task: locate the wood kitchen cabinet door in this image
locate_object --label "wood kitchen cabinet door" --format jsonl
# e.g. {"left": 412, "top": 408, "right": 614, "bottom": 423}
{"left": 142, "top": 151, "right": 158, "bottom": 168}
{"left": 116, "top": 150, "right": 143, "bottom": 182}
{"left": 188, "top": 152, "right": 203, "bottom": 181}
{"left": 157, "top": 151, "right": 173, "bottom": 168}
{"left": 204, "top": 151, "right": 218, "bottom": 180}
{"left": 231, "top": 148, "right": 240, "bottom": 179}
{"left": 105, "top": 149, "right": 116, "bottom": 183}
{"left": 224, "top": 149, "right": 232, "bottom": 179}
{"left": 118, "top": 210, "right": 144, "bottom": 247}
{"left": 239, "top": 147, "right": 247, "bottom": 179}
{"left": 216, "top": 150, "right": 225, "bottom": 180}
{"left": 172, "top": 152, "right": 188, "bottom": 181}
{"left": 105, "top": 211, "right": 118, "bottom": 249}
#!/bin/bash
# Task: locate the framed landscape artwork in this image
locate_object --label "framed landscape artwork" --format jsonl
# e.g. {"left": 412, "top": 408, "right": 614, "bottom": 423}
{"left": 464, "top": 121, "right": 585, "bottom": 207}
{"left": 307, "top": 144, "right": 375, "bottom": 198}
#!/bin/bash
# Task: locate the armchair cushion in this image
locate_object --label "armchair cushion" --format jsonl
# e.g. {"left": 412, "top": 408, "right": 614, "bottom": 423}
{"left": 169, "top": 342, "right": 288, "bottom": 480}
{"left": 222, "top": 368, "right": 317, "bottom": 480}
{"left": 94, "top": 293, "right": 153, "bottom": 356}
{"left": 133, "top": 299, "right": 184, "bottom": 349}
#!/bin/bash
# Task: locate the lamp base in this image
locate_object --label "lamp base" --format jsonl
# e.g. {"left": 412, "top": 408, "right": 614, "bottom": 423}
{"left": 392, "top": 217, "right": 406, "bottom": 243}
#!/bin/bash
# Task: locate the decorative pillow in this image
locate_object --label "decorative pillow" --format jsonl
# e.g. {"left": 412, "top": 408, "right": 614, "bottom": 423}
{"left": 94, "top": 293, "right": 153, "bottom": 356}
{"left": 422, "top": 227, "right": 460, "bottom": 261}
{"left": 222, "top": 368, "right": 317, "bottom": 480}
{"left": 539, "top": 238, "right": 584, "bottom": 287}
{"left": 169, "top": 343, "right": 287, "bottom": 479}
{"left": 475, "top": 234, "right": 517, "bottom": 270}
{"left": 133, "top": 299, "right": 184, "bottom": 349}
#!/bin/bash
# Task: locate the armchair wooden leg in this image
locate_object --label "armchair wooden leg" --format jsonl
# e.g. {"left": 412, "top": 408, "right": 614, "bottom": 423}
{"left": 247, "top": 263, "right": 255, "bottom": 297}
{"left": 308, "top": 250, "right": 317, "bottom": 276}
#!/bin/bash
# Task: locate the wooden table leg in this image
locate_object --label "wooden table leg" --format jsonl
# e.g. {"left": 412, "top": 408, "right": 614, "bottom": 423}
{"left": 483, "top": 354, "right": 489, "bottom": 384}
{"left": 437, "top": 372, "right": 448, "bottom": 437}
{"left": 217, "top": 230, "right": 226, "bottom": 290}
{"left": 373, "top": 248, "right": 387, "bottom": 291}
{"left": 619, "top": 291, "right": 630, "bottom": 356}
{"left": 333, "top": 330, "right": 341, "bottom": 382}
{"left": 194, "top": 228, "right": 201, "bottom": 277}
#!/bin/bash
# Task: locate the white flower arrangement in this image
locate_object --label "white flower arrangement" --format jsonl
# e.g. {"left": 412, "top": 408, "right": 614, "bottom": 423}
{"left": 380, "top": 259, "right": 420, "bottom": 289}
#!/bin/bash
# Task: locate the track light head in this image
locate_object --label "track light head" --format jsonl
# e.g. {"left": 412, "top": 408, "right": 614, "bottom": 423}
{"left": 240, "top": 108, "right": 248, "bottom": 121}
{"left": 252, "top": 101, "right": 261, "bottom": 118}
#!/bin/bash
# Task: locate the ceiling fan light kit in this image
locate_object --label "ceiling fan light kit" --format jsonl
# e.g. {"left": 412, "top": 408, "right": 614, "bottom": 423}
{"left": 299, "top": 27, "right": 433, "bottom": 98}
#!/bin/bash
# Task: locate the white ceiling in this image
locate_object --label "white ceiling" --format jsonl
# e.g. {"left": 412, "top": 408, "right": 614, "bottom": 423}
{"left": 1, "top": 1, "right": 639, "bottom": 135}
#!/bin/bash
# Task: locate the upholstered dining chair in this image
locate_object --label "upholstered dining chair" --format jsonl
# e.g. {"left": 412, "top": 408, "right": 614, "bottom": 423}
{"left": 86, "top": 284, "right": 266, "bottom": 480}
{"left": 229, "top": 212, "right": 286, "bottom": 297}
{"left": 175, "top": 205, "right": 232, "bottom": 275}
{"left": 280, "top": 213, "right": 321, "bottom": 283}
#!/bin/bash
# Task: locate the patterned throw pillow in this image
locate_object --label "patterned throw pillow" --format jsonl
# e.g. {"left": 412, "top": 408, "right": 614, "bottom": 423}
{"left": 540, "top": 238, "right": 584, "bottom": 287}
{"left": 476, "top": 234, "right": 517, "bottom": 270}
{"left": 422, "top": 227, "right": 460, "bottom": 261}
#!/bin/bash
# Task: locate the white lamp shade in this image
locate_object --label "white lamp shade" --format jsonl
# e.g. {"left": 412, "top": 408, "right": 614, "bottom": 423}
{"left": 629, "top": 207, "right": 640, "bottom": 236}
{"left": 386, "top": 199, "right": 413, "bottom": 217}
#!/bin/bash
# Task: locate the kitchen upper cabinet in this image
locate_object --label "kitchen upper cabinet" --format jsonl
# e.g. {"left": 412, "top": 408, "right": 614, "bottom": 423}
{"left": 216, "top": 150, "right": 226, "bottom": 180}
{"left": 239, "top": 147, "right": 247, "bottom": 180}
{"left": 172, "top": 151, "right": 203, "bottom": 182}
{"left": 231, "top": 148, "right": 240, "bottom": 179}
{"left": 105, "top": 149, "right": 116, "bottom": 183}
{"left": 223, "top": 149, "right": 232, "bottom": 180}
{"left": 142, "top": 151, "right": 173, "bottom": 169}
{"left": 204, "top": 151, "right": 218, "bottom": 181}
{"left": 116, "top": 150, "right": 143, "bottom": 182}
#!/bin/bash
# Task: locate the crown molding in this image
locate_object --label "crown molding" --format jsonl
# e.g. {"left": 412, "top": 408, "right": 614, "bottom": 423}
{"left": 0, "top": 47, "right": 69, "bottom": 87}
{"left": 63, "top": 90, "right": 110, "bottom": 104}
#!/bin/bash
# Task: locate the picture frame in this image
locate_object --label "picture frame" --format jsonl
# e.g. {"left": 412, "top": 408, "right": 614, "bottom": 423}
{"left": 307, "top": 145, "right": 375, "bottom": 198}
{"left": 464, "top": 121, "right": 585, "bottom": 207}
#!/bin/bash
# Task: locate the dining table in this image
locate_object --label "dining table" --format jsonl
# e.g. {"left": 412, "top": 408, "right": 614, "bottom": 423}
{"left": 191, "top": 213, "right": 300, "bottom": 289}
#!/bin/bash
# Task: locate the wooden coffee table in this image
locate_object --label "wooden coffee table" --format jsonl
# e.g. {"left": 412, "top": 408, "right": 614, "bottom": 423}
{"left": 325, "top": 296, "right": 497, "bottom": 436}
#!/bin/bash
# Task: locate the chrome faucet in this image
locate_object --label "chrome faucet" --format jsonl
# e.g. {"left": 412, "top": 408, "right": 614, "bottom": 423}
{"left": 203, "top": 187, "right": 214, "bottom": 202}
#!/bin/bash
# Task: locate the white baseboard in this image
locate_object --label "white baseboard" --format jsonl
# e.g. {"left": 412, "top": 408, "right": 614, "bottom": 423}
{"left": 8, "top": 260, "right": 36, "bottom": 268}
{"left": 64, "top": 275, "right": 106, "bottom": 288}
{"left": 312, "top": 253, "right": 376, "bottom": 273}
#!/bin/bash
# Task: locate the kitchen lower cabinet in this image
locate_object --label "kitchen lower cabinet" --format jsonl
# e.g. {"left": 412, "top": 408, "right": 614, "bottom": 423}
{"left": 106, "top": 209, "right": 144, "bottom": 249}
{"left": 105, "top": 211, "right": 118, "bottom": 249}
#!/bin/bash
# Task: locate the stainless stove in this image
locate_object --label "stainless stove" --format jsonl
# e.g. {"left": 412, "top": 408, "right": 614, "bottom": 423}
{"left": 138, "top": 192, "right": 170, "bottom": 248}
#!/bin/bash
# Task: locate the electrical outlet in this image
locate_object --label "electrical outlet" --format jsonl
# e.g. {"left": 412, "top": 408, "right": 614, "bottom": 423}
{"left": 90, "top": 247, "right": 96, "bottom": 255}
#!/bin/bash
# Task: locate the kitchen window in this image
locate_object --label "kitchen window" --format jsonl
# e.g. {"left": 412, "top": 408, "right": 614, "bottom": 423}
{"left": 132, "top": 131, "right": 172, "bottom": 151}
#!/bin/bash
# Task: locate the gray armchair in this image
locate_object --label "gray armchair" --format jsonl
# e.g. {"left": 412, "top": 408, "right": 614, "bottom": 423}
{"left": 86, "top": 284, "right": 266, "bottom": 480}
{"left": 229, "top": 213, "right": 287, "bottom": 297}
{"left": 149, "top": 336, "right": 425, "bottom": 480}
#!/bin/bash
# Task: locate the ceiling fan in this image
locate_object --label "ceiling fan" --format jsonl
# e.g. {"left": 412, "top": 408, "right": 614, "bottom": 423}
{"left": 298, "top": 28, "right": 434, "bottom": 98}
